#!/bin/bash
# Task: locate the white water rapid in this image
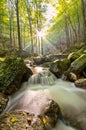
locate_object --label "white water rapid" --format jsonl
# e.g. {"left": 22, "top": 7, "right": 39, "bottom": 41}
{"left": 3, "top": 67, "right": 86, "bottom": 130}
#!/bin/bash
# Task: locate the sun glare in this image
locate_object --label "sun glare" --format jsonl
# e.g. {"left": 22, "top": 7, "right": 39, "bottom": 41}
{"left": 37, "top": 30, "right": 45, "bottom": 38}
{"left": 43, "top": 3, "right": 57, "bottom": 21}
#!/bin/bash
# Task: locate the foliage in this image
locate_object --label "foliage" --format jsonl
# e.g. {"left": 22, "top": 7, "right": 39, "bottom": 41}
{"left": 10, "top": 116, "right": 17, "bottom": 123}
{"left": 48, "top": 0, "right": 85, "bottom": 51}
{"left": 0, "top": 0, "right": 85, "bottom": 54}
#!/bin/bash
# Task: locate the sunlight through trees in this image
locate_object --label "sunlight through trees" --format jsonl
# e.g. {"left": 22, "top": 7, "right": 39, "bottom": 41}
{"left": 0, "top": 0, "right": 85, "bottom": 55}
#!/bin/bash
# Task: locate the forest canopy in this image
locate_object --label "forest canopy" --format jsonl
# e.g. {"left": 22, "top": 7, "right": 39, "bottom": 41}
{"left": 0, "top": 0, "right": 86, "bottom": 55}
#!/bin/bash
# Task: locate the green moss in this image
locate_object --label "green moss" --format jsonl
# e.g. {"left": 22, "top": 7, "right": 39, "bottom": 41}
{"left": 0, "top": 56, "right": 25, "bottom": 91}
{"left": 50, "top": 58, "right": 71, "bottom": 75}
{"left": 68, "top": 51, "right": 82, "bottom": 62}
{"left": 70, "top": 54, "right": 86, "bottom": 73}
{"left": 58, "top": 59, "right": 71, "bottom": 73}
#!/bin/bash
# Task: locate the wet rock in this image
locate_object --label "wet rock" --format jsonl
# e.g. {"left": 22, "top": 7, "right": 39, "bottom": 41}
{"left": 63, "top": 72, "right": 77, "bottom": 82}
{"left": 0, "top": 93, "right": 8, "bottom": 113}
{"left": 0, "top": 56, "right": 33, "bottom": 95}
{"left": 75, "top": 78, "right": 86, "bottom": 89}
{"left": 50, "top": 59, "right": 71, "bottom": 78}
{"left": 3, "top": 89, "right": 61, "bottom": 128}
{"left": 0, "top": 111, "right": 45, "bottom": 130}
{"left": 69, "top": 72, "right": 77, "bottom": 82}
{"left": 44, "top": 100, "right": 61, "bottom": 127}
{"left": 0, "top": 99, "right": 61, "bottom": 129}
{"left": 68, "top": 54, "right": 86, "bottom": 75}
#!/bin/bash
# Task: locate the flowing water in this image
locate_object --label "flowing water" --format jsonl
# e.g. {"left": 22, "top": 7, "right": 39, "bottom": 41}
{"left": 3, "top": 67, "right": 86, "bottom": 130}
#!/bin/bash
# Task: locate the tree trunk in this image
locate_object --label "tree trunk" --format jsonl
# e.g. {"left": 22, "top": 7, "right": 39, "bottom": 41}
{"left": 81, "top": 0, "right": 86, "bottom": 43}
{"left": 9, "top": 11, "right": 13, "bottom": 47}
{"left": 13, "top": 18, "right": 16, "bottom": 49}
{"left": 15, "top": 0, "right": 22, "bottom": 51}
{"left": 27, "top": 11, "right": 34, "bottom": 53}
{"left": 64, "top": 16, "right": 70, "bottom": 49}
{"left": 75, "top": 3, "right": 81, "bottom": 44}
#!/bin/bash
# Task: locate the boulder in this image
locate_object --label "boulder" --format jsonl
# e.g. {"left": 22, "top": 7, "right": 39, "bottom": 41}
{"left": 50, "top": 59, "right": 71, "bottom": 77}
{"left": 0, "top": 111, "right": 45, "bottom": 130}
{"left": 0, "top": 93, "right": 9, "bottom": 113}
{"left": 75, "top": 78, "right": 86, "bottom": 89}
{"left": 33, "top": 56, "right": 50, "bottom": 65}
{"left": 0, "top": 56, "right": 33, "bottom": 95}
{"left": 68, "top": 52, "right": 82, "bottom": 62}
{"left": 43, "top": 100, "right": 61, "bottom": 127}
{"left": 68, "top": 54, "right": 86, "bottom": 75}
{"left": 62, "top": 72, "right": 77, "bottom": 82}
{"left": 67, "top": 46, "right": 86, "bottom": 62}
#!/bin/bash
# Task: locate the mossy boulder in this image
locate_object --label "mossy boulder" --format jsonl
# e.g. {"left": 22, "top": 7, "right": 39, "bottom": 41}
{"left": 50, "top": 59, "right": 71, "bottom": 77}
{"left": 0, "top": 56, "right": 33, "bottom": 94}
{"left": 68, "top": 46, "right": 86, "bottom": 62}
{"left": 33, "top": 56, "right": 51, "bottom": 65}
{"left": 68, "top": 54, "right": 86, "bottom": 75}
{"left": 68, "top": 52, "right": 82, "bottom": 62}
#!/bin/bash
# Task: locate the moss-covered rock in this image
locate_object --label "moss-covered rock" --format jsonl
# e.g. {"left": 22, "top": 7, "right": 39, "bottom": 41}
{"left": 0, "top": 56, "right": 33, "bottom": 94}
{"left": 67, "top": 45, "right": 86, "bottom": 62}
{"left": 50, "top": 59, "right": 71, "bottom": 77}
{"left": 33, "top": 56, "right": 51, "bottom": 65}
{"left": 68, "top": 52, "right": 82, "bottom": 62}
{"left": 68, "top": 54, "right": 86, "bottom": 74}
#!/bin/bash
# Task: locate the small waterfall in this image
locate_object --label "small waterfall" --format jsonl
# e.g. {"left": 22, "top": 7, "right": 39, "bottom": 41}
{"left": 28, "top": 69, "right": 57, "bottom": 86}
{"left": 3, "top": 67, "right": 86, "bottom": 130}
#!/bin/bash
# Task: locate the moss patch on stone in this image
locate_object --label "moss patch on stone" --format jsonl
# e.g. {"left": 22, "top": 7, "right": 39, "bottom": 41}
{"left": 0, "top": 56, "right": 27, "bottom": 92}
{"left": 50, "top": 58, "right": 71, "bottom": 77}
{"left": 69, "top": 54, "right": 86, "bottom": 74}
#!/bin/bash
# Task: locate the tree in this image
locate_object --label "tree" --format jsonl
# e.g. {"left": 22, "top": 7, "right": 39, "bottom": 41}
{"left": 15, "top": 0, "right": 22, "bottom": 51}
{"left": 81, "top": 0, "right": 86, "bottom": 43}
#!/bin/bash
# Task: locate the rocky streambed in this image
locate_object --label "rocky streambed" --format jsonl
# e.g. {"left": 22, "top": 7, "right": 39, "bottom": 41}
{"left": 0, "top": 45, "right": 86, "bottom": 130}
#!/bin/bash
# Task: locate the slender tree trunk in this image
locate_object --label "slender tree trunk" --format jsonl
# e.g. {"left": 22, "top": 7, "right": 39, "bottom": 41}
{"left": 64, "top": 16, "right": 70, "bottom": 49}
{"left": 9, "top": 12, "right": 12, "bottom": 47}
{"left": 81, "top": 0, "right": 86, "bottom": 43}
{"left": 68, "top": 15, "right": 77, "bottom": 44}
{"left": 75, "top": 3, "right": 81, "bottom": 44}
{"left": 24, "top": 25, "right": 26, "bottom": 48}
{"left": 15, "top": 0, "right": 22, "bottom": 51}
{"left": 13, "top": 18, "right": 15, "bottom": 49}
{"left": 25, "top": 0, "right": 34, "bottom": 53}
{"left": 27, "top": 11, "right": 34, "bottom": 53}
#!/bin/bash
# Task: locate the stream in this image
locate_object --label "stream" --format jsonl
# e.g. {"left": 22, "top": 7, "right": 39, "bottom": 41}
{"left": 3, "top": 67, "right": 86, "bottom": 130}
